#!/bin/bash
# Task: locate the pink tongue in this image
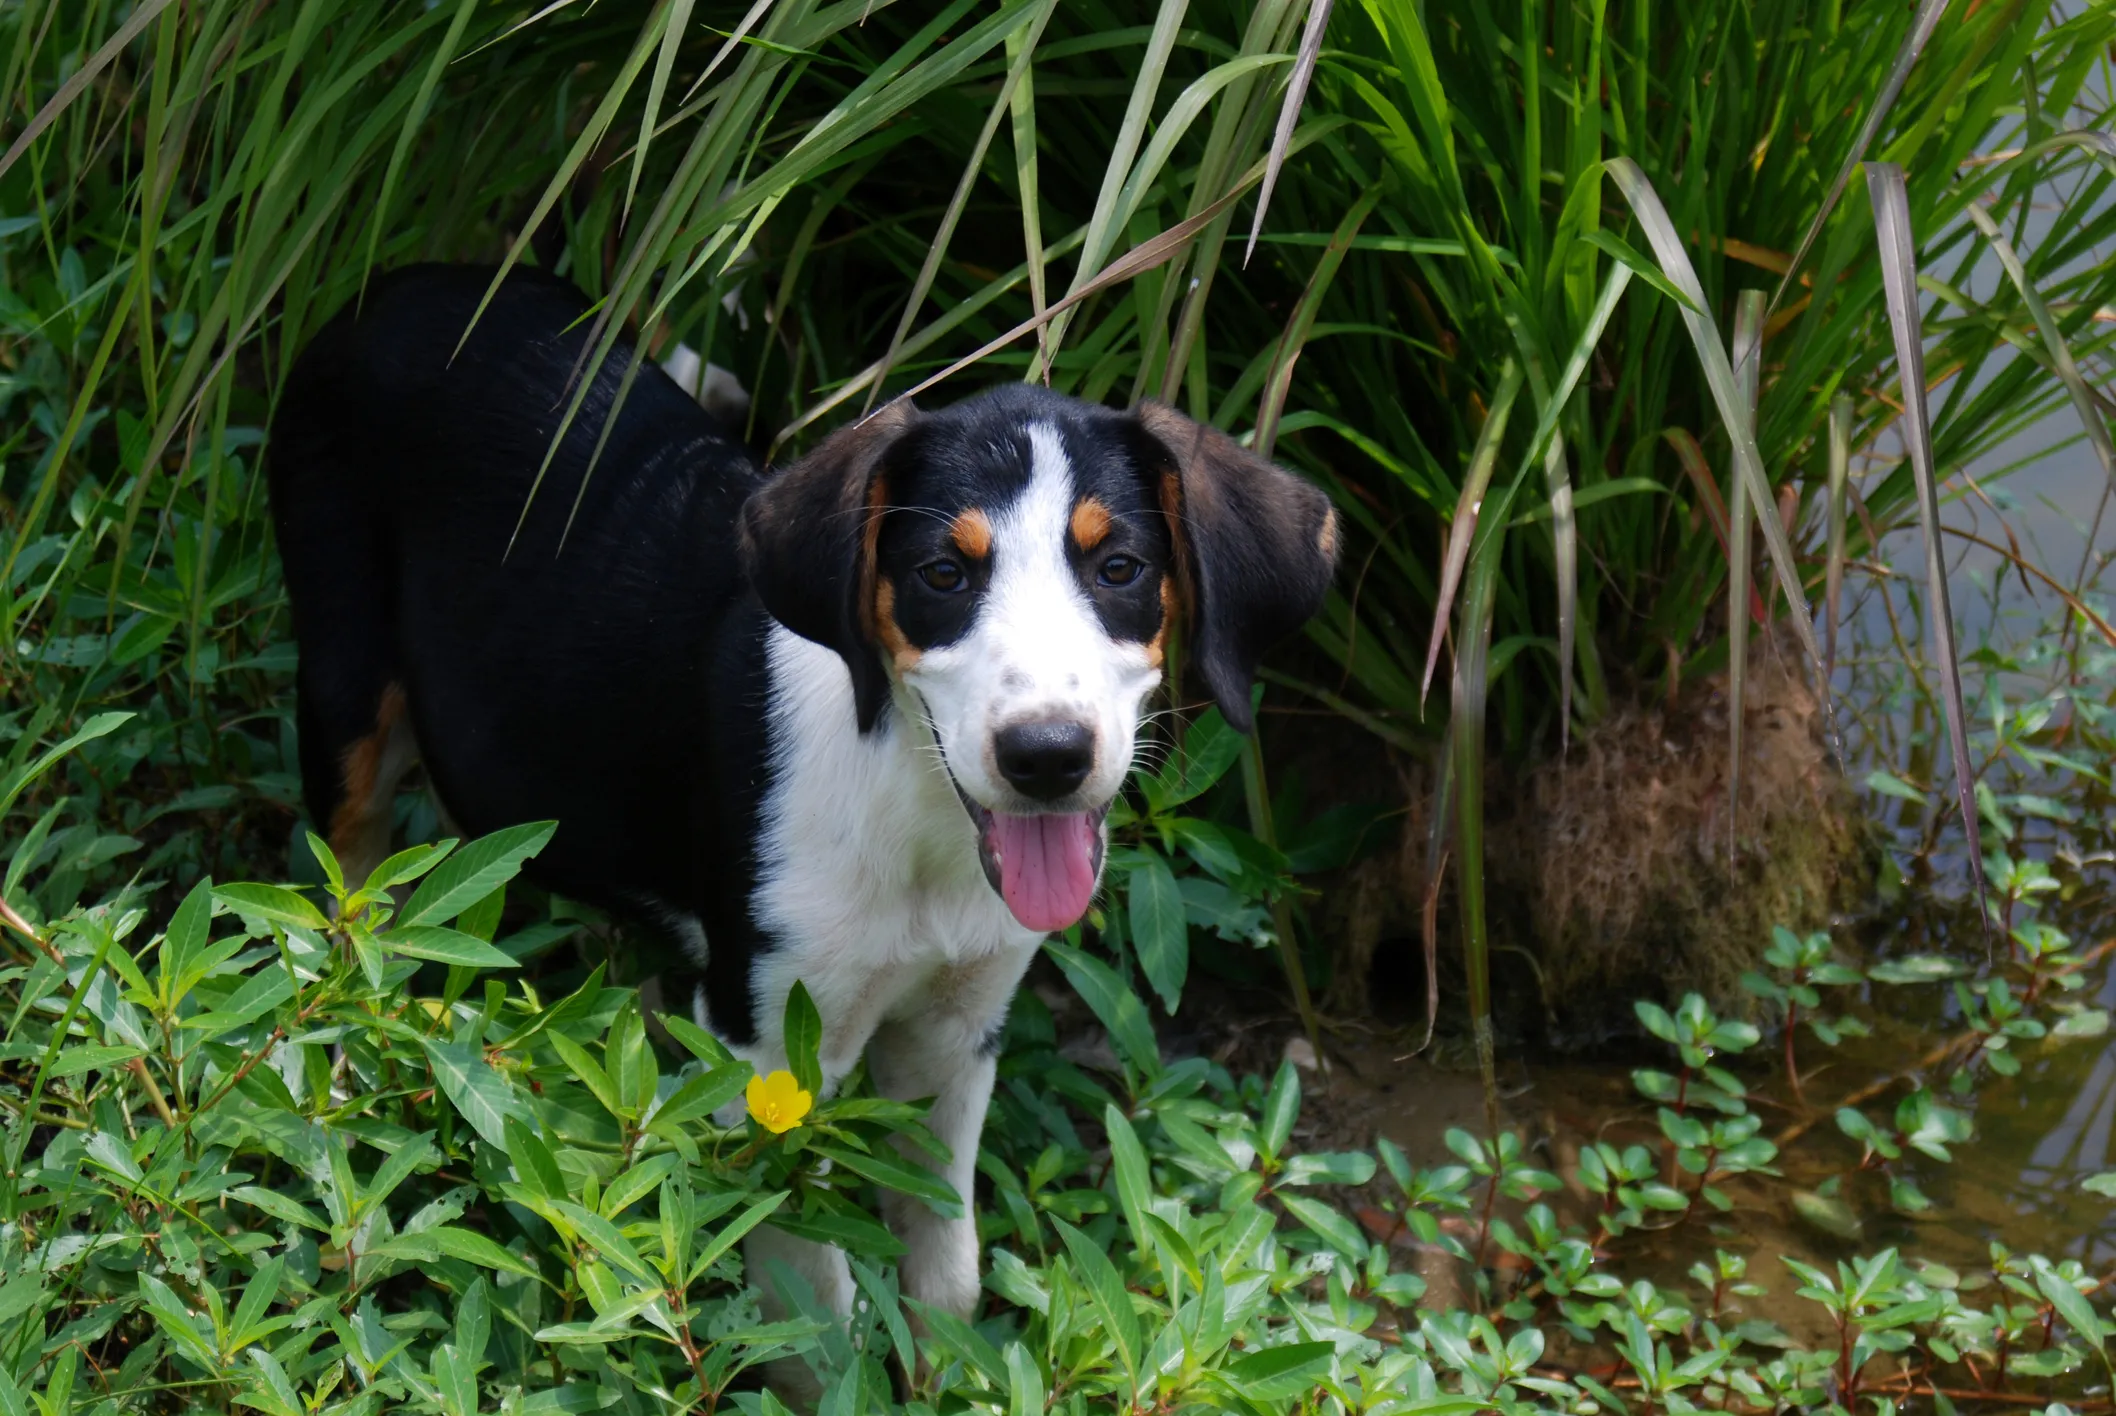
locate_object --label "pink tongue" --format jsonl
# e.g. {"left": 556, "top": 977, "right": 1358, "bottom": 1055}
{"left": 989, "top": 812, "right": 1099, "bottom": 932}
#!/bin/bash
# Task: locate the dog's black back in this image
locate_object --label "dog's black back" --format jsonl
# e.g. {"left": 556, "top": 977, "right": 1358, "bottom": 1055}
{"left": 269, "top": 265, "right": 772, "bottom": 991}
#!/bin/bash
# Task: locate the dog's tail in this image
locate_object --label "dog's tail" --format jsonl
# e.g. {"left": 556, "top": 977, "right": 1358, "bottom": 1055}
{"left": 267, "top": 288, "right": 418, "bottom": 884}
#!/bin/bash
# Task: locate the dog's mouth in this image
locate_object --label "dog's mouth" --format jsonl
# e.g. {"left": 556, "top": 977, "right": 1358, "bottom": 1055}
{"left": 949, "top": 777, "right": 1110, "bottom": 934}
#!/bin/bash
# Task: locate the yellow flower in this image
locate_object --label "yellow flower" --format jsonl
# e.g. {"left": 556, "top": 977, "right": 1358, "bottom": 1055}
{"left": 745, "top": 1069, "right": 812, "bottom": 1134}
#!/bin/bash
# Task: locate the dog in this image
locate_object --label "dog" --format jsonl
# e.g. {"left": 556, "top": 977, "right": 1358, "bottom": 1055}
{"left": 267, "top": 263, "right": 1336, "bottom": 1350}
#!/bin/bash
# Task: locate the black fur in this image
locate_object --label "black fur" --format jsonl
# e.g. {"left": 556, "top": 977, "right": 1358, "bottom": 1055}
{"left": 269, "top": 264, "right": 1335, "bottom": 1044}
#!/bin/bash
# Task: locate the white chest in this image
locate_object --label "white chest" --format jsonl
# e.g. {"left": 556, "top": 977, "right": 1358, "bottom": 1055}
{"left": 744, "top": 629, "right": 1045, "bottom": 1076}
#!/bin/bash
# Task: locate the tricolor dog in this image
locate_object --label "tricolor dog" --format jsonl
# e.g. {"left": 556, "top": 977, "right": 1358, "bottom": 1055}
{"left": 268, "top": 263, "right": 1336, "bottom": 1345}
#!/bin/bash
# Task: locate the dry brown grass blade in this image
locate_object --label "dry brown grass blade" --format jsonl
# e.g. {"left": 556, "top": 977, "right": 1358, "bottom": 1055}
{"left": 0, "top": 0, "right": 178, "bottom": 181}
{"left": 1825, "top": 393, "right": 1852, "bottom": 685}
{"left": 1764, "top": 0, "right": 1951, "bottom": 317}
{"left": 1243, "top": 0, "right": 1332, "bottom": 267}
{"left": 1727, "top": 290, "right": 1764, "bottom": 849}
{"left": 1419, "top": 365, "right": 1524, "bottom": 709}
{"left": 1865, "top": 160, "right": 1988, "bottom": 922}
{"left": 887, "top": 174, "right": 1266, "bottom": 410}
{"left": 865, "top": 0, "right": 1059, "bottom": 413}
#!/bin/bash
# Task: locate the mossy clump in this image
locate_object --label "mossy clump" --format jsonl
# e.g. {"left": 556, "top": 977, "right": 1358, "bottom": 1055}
{"left": 1503, "top": 641, "right": 1874, "bottom": 1039}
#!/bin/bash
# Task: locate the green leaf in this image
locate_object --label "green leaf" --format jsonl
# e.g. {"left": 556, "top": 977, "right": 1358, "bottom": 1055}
{"left": 1006, "top": 1339, "right": 1047, "bottom": 1416}
{"left": 1278, "top": 1192, "right": 1367, "bottom": 1261}
{"left": 783, "top": 981, "right": 824, "bottom": 1096}
{"left": 1865, "top": 770, "right": 1928, "bottom": 804}
{"left": 2053, "top": 1008, "right": 2109, "bottom": 1039}
{"left": 506, "top": 1115, "right": 568, "bottom": 1200}
{"left": 1868, "top": 955, "right": 1966, "bottom": 984}
{"left": 1143, "top": 707, "right": 1245, "bottom": 811}
{"left": 0, "top": 711, "right": 132, "bottom": 820}
{"left": 2034, "top": 1263, "right": 2108, "bottom": 1345}
{"left": 378, "top": 925, "right": 518, "bottom": 969}
{"left": 1221, "top": 1340, "right": 1336, "bottom": 1401}
{"left": 1127, "top": 852, "right": 1187, "bottom": 1013}
{"left": 548, "top": 1032, "right": 626, "bottom": 1122}
{"left": 159, "top": 875, "right": 213, "bottom": 1004}
{"left": 362, "top": 840, "right": 457, "bottom": 894}
{"left": 1260, "top": 1059, "right": 1300, "bottom": 1162}
{"left": 1044, "top": 940, "right": 1159, "bottom": 1077}
{"left": 228, "top": 1185, "right": 329, "bottom": 1233}
{"left": 1103, "top": 1104, "right": 1152, "bottom": 1254}
{"left": 422, "top": 1036, "right": 532, "bottom": 1146}
{"left": 2084, "top": 1171, "right": 2116, "bottom": 1199}
{"left": 554, "top": 1201, "right": 657, "bottom": 1284}
{"left": 213, "top": 882, "right": 330, "bottom": 933}
{"left": 809, "top": 1141, "right": 961, "bottom": 1218}
{"left": 428, "top": 1226, "right": 543, "bottom": 1279}
{"left": 457, "top": 885, "right": 506, "bottom": 943}
{"left": 658, "top": 1010, "right": 735, "bottom": 1068}
{"left": 651, "top": 1060, "right": 752, "bottom": 1129}
{"left": 399, "top": 822, "right": 556, "bottom": 927}
{"left": 46, "top": 1044, "right": 143, "bottom": 1078}
{"left": 1054, "top": 1217, "right": 1139, "bottom": 1388}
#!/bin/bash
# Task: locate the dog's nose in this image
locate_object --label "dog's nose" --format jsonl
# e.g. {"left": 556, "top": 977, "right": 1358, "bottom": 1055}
{"left": 994, "top": 720, "right": 1095, "bottom": 801}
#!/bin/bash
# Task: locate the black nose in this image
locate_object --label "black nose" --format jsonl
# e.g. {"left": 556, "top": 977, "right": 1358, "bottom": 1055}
{"left": 994, "top": 720, "right": 1095, "bottom": 801}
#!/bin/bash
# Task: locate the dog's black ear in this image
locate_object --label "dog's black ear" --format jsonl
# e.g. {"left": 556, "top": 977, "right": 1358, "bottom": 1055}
{"left": 740, "top": 402, "right": 921, "bottom": 732}
{"left": 1135, "top": 402, "right": 1338, "bottom": 733}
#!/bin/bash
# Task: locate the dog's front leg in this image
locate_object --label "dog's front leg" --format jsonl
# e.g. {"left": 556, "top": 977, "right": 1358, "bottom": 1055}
{"left": 863, "top": 943, "right": 1036, "bottom": 1318}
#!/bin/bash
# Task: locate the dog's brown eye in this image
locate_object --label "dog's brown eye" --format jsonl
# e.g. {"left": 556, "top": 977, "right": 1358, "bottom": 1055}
{"left": 1096, "top": 554, "right": 1142, "bottom": 588}
{"left": 918, "top": 559, "right": 967, "bottom": 593}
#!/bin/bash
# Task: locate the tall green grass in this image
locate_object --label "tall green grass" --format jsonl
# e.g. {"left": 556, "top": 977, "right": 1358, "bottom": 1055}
{"left": 5, "top": 0, "right": 2113, "bottom": 1105}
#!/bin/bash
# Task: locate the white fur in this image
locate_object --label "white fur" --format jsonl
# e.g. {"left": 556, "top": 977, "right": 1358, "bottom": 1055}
{"left": 722, "top": 628, "right": 1041, "bottom": 1353}
{"left": 716, "top": 424, "right": 1163, "bottom": 1379}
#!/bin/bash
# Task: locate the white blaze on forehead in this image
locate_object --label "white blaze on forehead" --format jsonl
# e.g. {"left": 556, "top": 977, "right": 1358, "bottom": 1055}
{"left": 897, "top": 419, "right": 1161, "bottom": 816}
{"left": 981, "top": 424, "right": 1103, "bottom": 705}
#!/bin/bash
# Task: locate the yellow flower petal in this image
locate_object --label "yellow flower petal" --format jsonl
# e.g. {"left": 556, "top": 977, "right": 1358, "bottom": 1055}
{"left": 746, "top": 1069, "right": 813, "bottom": 1134}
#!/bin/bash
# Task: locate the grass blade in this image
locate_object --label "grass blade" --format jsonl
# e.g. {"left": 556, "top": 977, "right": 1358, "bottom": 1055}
{"left": 1825, "top": 392, "right": 1852, "bottom": 685}
{"left": 1608, "top": 158, "right": 1823, "bottom": 678}
{"left": 1420, "top": 363, "right": 1525, "bottom": 709}
{"left": 1864, "top": 160, "right": 1987, "bottom": 920}
{"left": 1726, "top": 289, "right": 1765, "bottom": 847}
{"left": 627, "top": 0, "right": 701, "bottom": 223}
{"left": 1765, "top": 0, "right": 1951, "bottom": 317}
{"left": 1244, "top": 0, "right": 1332, "bottom": 266}
{"left": 1505, "top": 262, "right": 1635, "bottom": 746}
{"left": 0, "top": 0, "right": 179, "bottom": 181}
{"left": 1007, "top": 15, "right": 1051, "bottom": 379}
{"left": 892, "top": 161, "right": 1290, "bottom": 407}
{"left": 864, "top": 0, "right": 1059, "bottom": 410}
{"left": 1961, "top": 200, "right": 2115, "bottom": 520}
{"left": 1451, "top": 526, "right": 1503, "bottom": 1135}
{"left": 1037, "top": 0, "right": 1192, "bottom": 375}
{"left": 1254, "top": 187, "right": 1381, "bottom": 457}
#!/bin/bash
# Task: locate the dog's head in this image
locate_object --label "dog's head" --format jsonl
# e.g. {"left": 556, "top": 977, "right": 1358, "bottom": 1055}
{"left": 740, "top": 384, "right": 1337, "bottom": 933}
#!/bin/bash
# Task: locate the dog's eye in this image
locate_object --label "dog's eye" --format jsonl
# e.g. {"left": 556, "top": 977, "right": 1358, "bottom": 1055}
{"left": 1096, "top": 554, "right": 1143, "bottom": 588}
{"left": 918, "top": 560, "right": 968, "bottom": 593}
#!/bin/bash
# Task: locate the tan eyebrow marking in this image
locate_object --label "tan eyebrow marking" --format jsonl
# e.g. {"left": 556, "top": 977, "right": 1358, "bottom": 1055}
{"left": 950, "top": 507, "right": 993, "bottom": 559}
{"left": 1070, "top": 496, "right": 1112, "bottom": 551}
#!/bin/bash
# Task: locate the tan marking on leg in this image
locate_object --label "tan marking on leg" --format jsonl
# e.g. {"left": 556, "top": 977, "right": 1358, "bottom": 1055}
{"left": 1318, "top": 504, "right": 1339, "bottom": 560}
{"left": 875, "top": 580, "right": 921, "bottom": 671}
{"left": 1069, "top": 496, "right": 1112, "bottom": 552}
{"left": 329, "top": 683, "right": 416, "bottom": 887}
{"left": 949, "top": 507, "right": 993, "bottom": 560}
